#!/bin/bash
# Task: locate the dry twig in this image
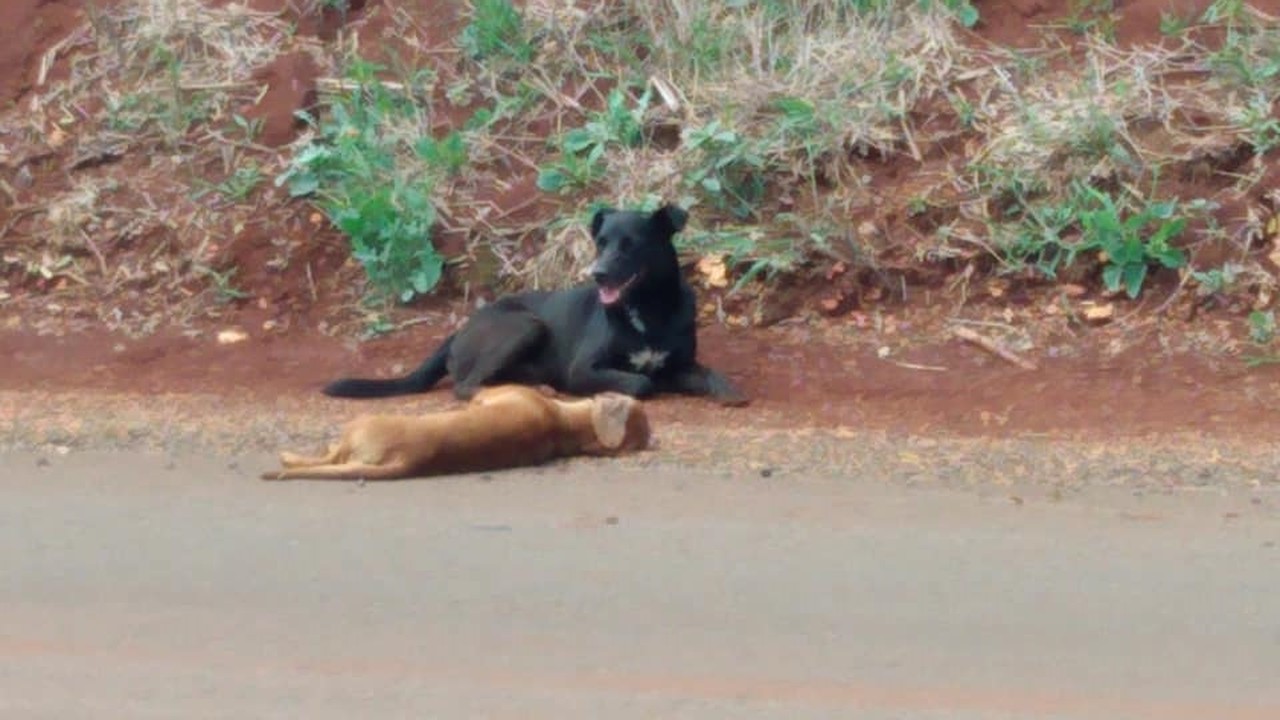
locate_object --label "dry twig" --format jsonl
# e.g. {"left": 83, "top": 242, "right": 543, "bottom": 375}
{"left": 951, "top": 325, "right": 1038, "bottom": 371}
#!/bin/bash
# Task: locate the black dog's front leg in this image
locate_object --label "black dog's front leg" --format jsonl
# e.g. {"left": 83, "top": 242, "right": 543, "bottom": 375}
{"left": 565, "top": 366, "right": 655, "bottom": 398}
{"left": 565, "top": 347, "right": 655, "bottom": 398}
{"left": 659, "top": 364, "right": 750, "bottom": 407}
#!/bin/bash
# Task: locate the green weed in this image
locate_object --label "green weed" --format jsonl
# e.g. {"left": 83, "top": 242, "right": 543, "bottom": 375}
{"left": 537, "top": 87, "right": 650, "bottom": 194}
{"left": 1244, "top": 309, "right": 1280, "bottom": 366}
{"left": 1191, "top": 263, "right": 1244, "bottom": 298}
{"left": 276, "top": 60, "right": 448, "bottom": 303}
{"left": 193, "top": 163, "right": 263, "bottom": 203}
{"left": 681, "top": 120, "right": 767, "bottom": 221}
{"left": 459, "top": 0, "right": 533, "bottom": 64}
{"left": 994, "top": 183, "right": 1189, "bottom": 298}
{"left": 1237, "top": 94, "right": 1280, "bottom": 154}
{"left": 1073, "top": 185, "right": 1186, "bottom": 299}
{"left": 1248, "top": 309, "right": 1276, "bottom": 343}
{"left": 195, "top": 265, "right": 251, "bottom": 304}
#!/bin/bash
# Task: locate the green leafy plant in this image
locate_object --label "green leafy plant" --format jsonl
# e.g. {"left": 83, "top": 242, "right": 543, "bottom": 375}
{"left": 276, "top": 60, "right": 445, "bottom": 303}
{"left": 1191, "top": 263, "right": 1244, "bottom": 297}
{"left": 1238, "top": 94, "right": 1280, "bottom": 154}
{"left": 1243, "top": 309, "right": 1280, "bottom": 366}
{"left": 1074, "top": 185, "right": 1187, "bottom": 299}
{"left": 195, "top": 265, "right": 251, "bottom": 304}
{"left": 415, "top": 131, "right": 469, "bottom": 176}
{"left": 537, "top": 87, "right": 649, "bottom": 194}
{"left": 1249, "top": 309, "right": 1276, "bottom": 343}
{"left": 458, "top": 0, "right": 532, "bottom": 63}
{"left": 681, "top": 120, "right": 767, "bottom": 220}
{"left": 215, "top": 163, "right": 263, "bottom": 202}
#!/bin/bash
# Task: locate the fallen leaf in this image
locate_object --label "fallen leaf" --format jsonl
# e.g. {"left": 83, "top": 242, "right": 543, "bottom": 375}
{"left": 216, "top": 328, "right": 249, "bottom": 345}
{"left": 818, "top": 296, "right": 842, "bottom": 314}
{"left": 1060, "top": 284, "right": 1087, "bottom": 298}
{"left": 825, "top": 261, "right": 847, "bottom": 280}
{"left": 696, "top": 255, "right": 728, "bottom": 288}
{"left": 1082, "top": 302, "right": 1114, "bottom": 323}
{"left": 987, "top": 279, "right": 1008, "bottom": 298}
{"left": 309, "top": 212, "right": 324, "bottom": 225}
{"left": 1254, "top": 287, "right": 1273, "bottom": 311}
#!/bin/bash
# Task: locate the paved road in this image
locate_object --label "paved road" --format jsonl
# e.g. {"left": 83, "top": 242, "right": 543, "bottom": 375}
{"left": 2, "top": 451, "right": 1278, "bottom": 719}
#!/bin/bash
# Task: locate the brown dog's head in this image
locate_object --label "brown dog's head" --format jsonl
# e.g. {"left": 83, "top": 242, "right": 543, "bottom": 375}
{"left": 588, "top": 392, "right": 652, "bottom": 454}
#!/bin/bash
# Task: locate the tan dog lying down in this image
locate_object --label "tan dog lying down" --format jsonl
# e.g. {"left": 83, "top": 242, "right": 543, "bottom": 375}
{"left": 261, "top": 384, "right": 651, "bottom": 481}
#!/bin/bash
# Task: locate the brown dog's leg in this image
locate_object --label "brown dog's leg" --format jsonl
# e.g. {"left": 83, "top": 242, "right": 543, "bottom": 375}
{"left": 261, "top": 460, "right": 413, "bottom": 481}
{"left": 279, "top": 443, "right": 343, "bottom": 468}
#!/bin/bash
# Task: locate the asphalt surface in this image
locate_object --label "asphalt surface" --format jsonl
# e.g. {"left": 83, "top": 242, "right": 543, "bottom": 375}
{"left": 2, "top": 451, "right": 1278, "bottom": 719}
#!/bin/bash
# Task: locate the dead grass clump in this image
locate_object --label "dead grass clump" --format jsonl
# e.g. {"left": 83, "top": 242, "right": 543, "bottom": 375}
{"left": 3, "top": 0, "right": 323, "bottom": 334}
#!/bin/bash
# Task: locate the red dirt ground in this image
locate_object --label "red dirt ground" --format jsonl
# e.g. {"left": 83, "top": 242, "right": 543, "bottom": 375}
{"left": 4, "top": 320, "right": 1280, "bottom": 441}
{"left": 3, "top": 0, "right": 1280, "bottom": 443}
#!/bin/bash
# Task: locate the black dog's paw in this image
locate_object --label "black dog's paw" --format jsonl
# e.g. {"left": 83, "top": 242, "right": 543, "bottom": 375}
{"left": 707, "top": 372, "right": 750, "bottom": 407}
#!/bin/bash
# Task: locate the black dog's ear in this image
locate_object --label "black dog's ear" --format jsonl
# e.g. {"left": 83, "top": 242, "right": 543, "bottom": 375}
{"left": 590, "top": 207, "right": 617, "bottom": 238}
{"left": 650, "top": 204, "right": 688, "bottom": 235}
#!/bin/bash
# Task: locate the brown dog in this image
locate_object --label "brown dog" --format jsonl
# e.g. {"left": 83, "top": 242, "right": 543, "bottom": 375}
{"left": 260, "top": 384, "right": 651, "bottom": 481}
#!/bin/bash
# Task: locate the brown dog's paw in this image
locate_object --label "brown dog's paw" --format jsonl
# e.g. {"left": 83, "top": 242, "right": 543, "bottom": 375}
{"left": 590, "top": 394, "right": 638, "bottom": 450}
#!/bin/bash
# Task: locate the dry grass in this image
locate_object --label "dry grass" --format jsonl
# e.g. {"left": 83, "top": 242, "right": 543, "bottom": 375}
{"left": 3, "top": 0, "right": 331, "bottom": 334}
{"left": 6, "top": 0, "right": 1280, "bottom": 338}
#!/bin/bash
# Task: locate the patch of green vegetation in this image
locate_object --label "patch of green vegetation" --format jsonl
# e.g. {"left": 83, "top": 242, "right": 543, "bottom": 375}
{"left": 459, "top": 0, "right": 533, "bottom": 64}
{"left": 1074, "top": 185, "right": 1186, "bottom": 299}
{"left": 276, "top": 60, "right": 453, "bottom": 303}
{"left": 995, "top": 183, "right": 1189, "bottom": 299}
{"left": 680, "top": 120, "right": 767, "bottom": 221}
{"left": 1063, "top": 0, "right": 1118, "bottom": 39}
{"left": 1243, "top": 303, "right": 1280, "bottom": 367}
{"left": 193, "top": 162, "right": 263, "bottom": 203}
{"left": 256, "top": 0, "right": 1280, "bottom": 310}
{"left": 537, "top": 86, "right": 650, "bottom": 194}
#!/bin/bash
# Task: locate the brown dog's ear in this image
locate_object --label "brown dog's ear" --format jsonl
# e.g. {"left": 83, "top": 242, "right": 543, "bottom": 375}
{"left": 590, "top": 393, "right": 636, "bottom": 450}
{"left": 650, "top": 204, "right": 688, "bottom": 235}
{"left": 590, "top": 207, "right": 617, "bottom": 238}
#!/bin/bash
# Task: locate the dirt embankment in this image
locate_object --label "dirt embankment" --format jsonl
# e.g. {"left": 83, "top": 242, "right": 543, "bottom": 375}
{"left": 2, "top": 0, "right": 1280, "bottom": 446}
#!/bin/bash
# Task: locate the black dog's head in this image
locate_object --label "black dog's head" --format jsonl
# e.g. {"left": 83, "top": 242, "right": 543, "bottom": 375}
{"left": 588, "top": 204, "right": 688, "bottom": 307}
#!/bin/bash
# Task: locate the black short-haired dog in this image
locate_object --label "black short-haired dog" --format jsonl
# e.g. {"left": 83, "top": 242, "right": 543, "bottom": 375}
{"left": 322, "top": 204, "right": 748, "bottom": 406}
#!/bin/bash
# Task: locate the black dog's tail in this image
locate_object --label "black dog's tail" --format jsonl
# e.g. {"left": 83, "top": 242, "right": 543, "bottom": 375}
{"left": 322, "top": 335, "right": 454, "bottom": 399}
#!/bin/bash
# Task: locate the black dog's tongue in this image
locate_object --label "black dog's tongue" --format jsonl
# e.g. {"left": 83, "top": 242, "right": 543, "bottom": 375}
{"left": 598, "top": 285, "right": 623, "bottom": 305}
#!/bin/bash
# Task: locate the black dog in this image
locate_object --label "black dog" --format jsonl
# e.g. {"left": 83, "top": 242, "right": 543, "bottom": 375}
{"left": 322, "top": 204, "right": 748, "bottom": 406}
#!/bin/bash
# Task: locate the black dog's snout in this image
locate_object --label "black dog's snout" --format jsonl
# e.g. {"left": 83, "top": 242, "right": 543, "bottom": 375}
{"left": 589, "top": 260, "right": 611, "bottom": 284}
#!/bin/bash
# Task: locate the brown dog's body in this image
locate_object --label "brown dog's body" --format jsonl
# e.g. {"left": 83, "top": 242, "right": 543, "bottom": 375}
{"left": 261, "top": 385, "right": 650, "bottom": 481}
